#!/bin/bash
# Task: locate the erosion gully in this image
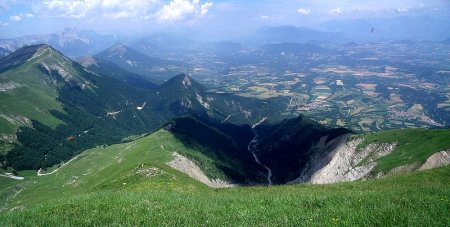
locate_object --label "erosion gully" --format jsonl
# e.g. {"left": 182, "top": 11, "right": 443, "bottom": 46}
{"left": 247, "top": 117, "right": 273, "bottom": 185}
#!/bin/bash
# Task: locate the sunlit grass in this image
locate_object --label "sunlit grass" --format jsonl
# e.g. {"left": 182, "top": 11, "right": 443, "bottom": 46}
{"left": 356, "top": 129, "right": 450, "bottom": 172}
{"left": 1, "top": 166, "right": 449, "bottom": 226}
{"left": 1, "top": 128, "right": 449, "bottom": 225}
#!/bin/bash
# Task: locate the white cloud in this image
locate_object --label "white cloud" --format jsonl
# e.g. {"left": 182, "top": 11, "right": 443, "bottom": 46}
{"left": 0, "top": 21, "right": 8, "bottom": 26}
{"left": 33, "top": 0, "right": 213, "bottom": 21}
{"left": 155, "top": 0, "right": 213, "bottom": 21}
{"left": 37, "top": 0, "right": 159, "bottom": 19}
{"left": 10, "top": 13, "right": 34, "bottom": 21}
{"left": 297, "top": 8, "right": 311, "bottom": 15}
{"left": 330, "top": 6, "right": 343, "bottom": 14}
{"left": 261, "top": 15, "right": 270, "bottom": 20}
{"left": 200, "top": 1, "right": 212, "bottom": 16}
{"left": 10, "top": 15, "right": 21, "bottom": 21}
{"left": 396, "top": 7, "right": 409, "bottom": 13}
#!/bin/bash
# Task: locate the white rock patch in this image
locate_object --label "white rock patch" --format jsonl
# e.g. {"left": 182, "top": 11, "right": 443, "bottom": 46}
{"left": 0, "top": 114, "right": 31, "bottom": 126}
{"left": 182, "top": 75, "right": 192, "bottom": 88}
{"left": 196, "top": 93, "right": 210, "bottom": 110}
{"left": 419, "top": 150, "right": 450, "bottom": 171}
{"left": 137, "top": 102, "right": 147, "bottom": 110}
{"left": 167, "top": 152, "right": 234, "bottom": 188}
{"left": 289, "top": 136, "right": 397, "bottom": 184}
{"left": 106, "top": 111, "right": 122, "bottom": 119}
{"left": 0, "top": 82, "right": 22, "bottom": 92}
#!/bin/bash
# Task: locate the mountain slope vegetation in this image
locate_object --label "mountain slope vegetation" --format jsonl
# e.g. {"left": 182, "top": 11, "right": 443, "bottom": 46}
{"left": 0, "top": 126, "right": 448, "bottom": 226}
{"left": 0, "top": 44, "right": 294, "bottom": 174}
{"left": 165, "top": 116, "right": 265, "bottom": 183}
{"left": 355, "top": 128, "right": 450, "bottom": 173}
{"left": 1, "top": 44, "right": 448, "bottom": 185}
{"left": 0, "top": 44, "right": 167, "bottom": 170}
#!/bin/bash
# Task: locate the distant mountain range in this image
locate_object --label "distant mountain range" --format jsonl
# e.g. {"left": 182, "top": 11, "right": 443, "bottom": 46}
{"left": 0, "top": 28, "right": 118, "bottom": 58}
{"left": 94, "top": 43, "right": 185, "bottom": 84}
{"left": 0, "top": 47, "right": 10, "bottom": 57}
{"left": 247, "top": 25, "right": 347, "bottom": 45}
{"left": 2, "top": 21, "right": 449, "bottom": 61}
{"left": 130, "top": 32, "right": 197, "bottom": 58}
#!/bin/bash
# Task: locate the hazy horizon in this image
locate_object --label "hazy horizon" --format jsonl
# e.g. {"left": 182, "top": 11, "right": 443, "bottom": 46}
{"left": 1, "top": 0, "right": 450, "bottom": 41}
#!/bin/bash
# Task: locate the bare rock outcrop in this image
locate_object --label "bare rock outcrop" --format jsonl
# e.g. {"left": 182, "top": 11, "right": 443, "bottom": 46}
{"left": 167, "top": 152, "right": 235, "bottom": 188}
{"left": 419, "top": 150, "right": 450, "bottom": 171}
{"left": 289, "top": 135, "right": 397, "bottom": 184}
{"left": 379, "top": 149, "right": 450, "bottom": 177}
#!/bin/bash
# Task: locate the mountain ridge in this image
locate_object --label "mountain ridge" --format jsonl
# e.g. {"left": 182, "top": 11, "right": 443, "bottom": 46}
{"left": 1, "top": 44, "right": 448, "bottom": 188}
{"left": 95, "top": 43, "right": 184, "bottom": 84}
{"left": 0, "top": 44, "right": 292, "bottom": 173}
{"left": 0, "top": 44, "right": 50, "bottom": 69}
{"left": 0, "top": 28, "right": 118, "bottom": 58}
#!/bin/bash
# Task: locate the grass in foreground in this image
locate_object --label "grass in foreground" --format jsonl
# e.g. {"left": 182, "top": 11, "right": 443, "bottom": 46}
{"left": 0, "top": 128, "right": 449, "bottom": 226}
{"left": 0, "top": 166, "right": 449, "bottom": 226}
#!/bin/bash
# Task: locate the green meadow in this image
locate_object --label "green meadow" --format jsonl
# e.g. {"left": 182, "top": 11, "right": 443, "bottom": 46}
{"left": 0, "top": 129, "right": 449, "bottom": 226}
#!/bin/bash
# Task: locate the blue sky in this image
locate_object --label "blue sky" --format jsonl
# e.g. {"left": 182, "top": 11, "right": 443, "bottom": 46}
{"left": 1, "top": 0, "right": 449, "bottom": 38}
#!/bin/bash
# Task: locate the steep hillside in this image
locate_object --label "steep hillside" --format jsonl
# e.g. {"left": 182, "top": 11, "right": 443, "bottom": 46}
{"left": 291, "top": 128, "right": 450, "bottom": 184}
{"left": 0, "top": 45, "right": 294, "bottom": 173}
{"left": 357, "top": 129, "right": 450, "bottom": 174}
{"left": 160, "top": 74, "right": 293, "bottom": 125}
{"left": 0, "top": 130, "right": 209, "bottom": 211}
{"left": 2, "top": 44, "right": 447, "bottom": 190}
{"left": 0, "top": 44, "right": 165, "bottom": 170}
{"left": 165, "top": 116, "right": 265, "bottom": 183}
{"left": 0, "top": 130, "right": 448, "bottom": 225}
{"left": 0, "top": 44, "right": 89, "bottom": 135}
{"left": 255, "top": 115, "right": 352, "bottom": 184}
{"left": 79, "top": 56, "right": 158, "bottom": 90}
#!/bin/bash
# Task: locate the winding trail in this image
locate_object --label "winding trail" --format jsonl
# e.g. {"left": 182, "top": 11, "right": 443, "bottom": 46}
{"left": 37, "top": 155, "right": 78, "bottom": 176}
{"left": 221, "top": 113, "right": 238, "bottom": 124}
{"left": 0, "top": 174, "right": 24, "bottom": 180}
{"left": 248, "top": 117, "right": 273, "bottom": 185}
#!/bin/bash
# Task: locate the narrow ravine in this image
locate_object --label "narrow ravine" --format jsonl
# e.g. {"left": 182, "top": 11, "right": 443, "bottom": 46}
{"left": 248, "top": 117, "right": 273, "bottom": 185}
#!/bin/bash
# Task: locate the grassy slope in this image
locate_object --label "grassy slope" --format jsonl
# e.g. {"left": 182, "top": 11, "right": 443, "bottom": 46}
{"left": 0, "top": 130, "right": 207, "bottom": 210}
{"left": 356, "top": 128, "right": 450, "bottom": 172}
{"left": 0, "top": 47, "right": 65, "bottom": 134}
{"left": 0, "top": 129, "right": 449, "bottom": 226}
{"left": 0, "top": 167, "right": 448, "bottom": 226}
{"left": 0, "top": 118, "right": 15, "bottom": 134}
